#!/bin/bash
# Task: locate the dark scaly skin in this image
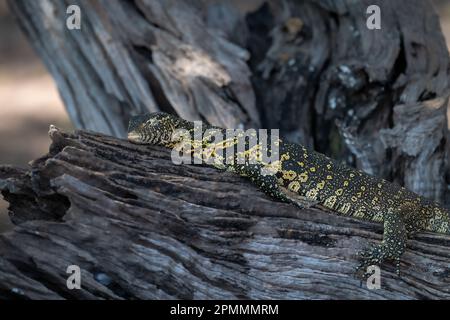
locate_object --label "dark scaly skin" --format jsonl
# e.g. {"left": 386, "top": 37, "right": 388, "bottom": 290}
{"left": 128, "top": 112, "right": 450, "bottom": 275}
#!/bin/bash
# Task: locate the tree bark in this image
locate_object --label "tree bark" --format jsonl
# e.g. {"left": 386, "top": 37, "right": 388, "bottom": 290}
{"left": 0, "top": 127, "right": 449, "bottom": 299}
{"left": 4, "top": 0, "right": 450, "bottom": 299}
{"left": 8, "top": 0, "right": 450, "bottom": 204}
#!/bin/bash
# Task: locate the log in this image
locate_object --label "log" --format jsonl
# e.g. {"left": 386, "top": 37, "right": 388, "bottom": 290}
{"left": 4, "top": 0, "right": 450, "bottom": 300}
{"left": 0, "top": 127, "right": 449, "bottom": 299}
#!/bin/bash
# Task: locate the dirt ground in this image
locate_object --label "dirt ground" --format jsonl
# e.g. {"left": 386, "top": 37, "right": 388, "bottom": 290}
{"left": 1, "top": 0, "right": 450, "bottom": 232}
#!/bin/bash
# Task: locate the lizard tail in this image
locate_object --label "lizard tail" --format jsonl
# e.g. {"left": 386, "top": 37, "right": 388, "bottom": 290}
{"left": 424, "top": 206, "right": 450, "bottom": 235}
{"left": 444, "top": 208, "right": 450, "bottom": 236}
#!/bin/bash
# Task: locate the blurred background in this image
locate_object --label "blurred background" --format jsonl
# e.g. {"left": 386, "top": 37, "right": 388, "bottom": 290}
{"left": 1, "top": 0, "right": 450, "bottom": 232}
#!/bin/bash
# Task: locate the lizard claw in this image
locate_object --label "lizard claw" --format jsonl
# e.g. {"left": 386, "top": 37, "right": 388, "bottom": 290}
{"left": 355, "top": 242, "right": 402, "bottom": 278}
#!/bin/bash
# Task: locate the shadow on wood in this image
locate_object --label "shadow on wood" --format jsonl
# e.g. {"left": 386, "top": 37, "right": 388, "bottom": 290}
{"left": 0, "top": 127, "right": 449, "bottom": 299}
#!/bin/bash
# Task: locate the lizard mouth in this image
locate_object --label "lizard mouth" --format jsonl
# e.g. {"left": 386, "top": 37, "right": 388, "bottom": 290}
{"left": 127, "top": 132, "right": 144, "bottom": 143}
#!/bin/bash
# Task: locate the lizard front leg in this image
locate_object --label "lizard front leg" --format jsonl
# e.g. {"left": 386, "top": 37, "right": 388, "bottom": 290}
{"left": 357, "top": 209, "right": 407, "bottom": 276}
{"left": 233, "top": 162, "right": 318, "bottom": 209}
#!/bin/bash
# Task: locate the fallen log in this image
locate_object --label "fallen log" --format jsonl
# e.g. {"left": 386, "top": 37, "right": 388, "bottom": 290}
{"left": 0, "top": 127, "right": 449, "bottom": 299}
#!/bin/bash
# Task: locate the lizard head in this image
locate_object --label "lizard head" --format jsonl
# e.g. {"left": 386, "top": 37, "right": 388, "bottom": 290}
{"left": 127, "top": 112, "right": 183, "bottom": 146}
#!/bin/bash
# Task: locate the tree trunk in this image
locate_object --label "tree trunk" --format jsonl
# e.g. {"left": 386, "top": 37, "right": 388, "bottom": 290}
{"left": 8, "top": 0, "right": 450, "bottom": 204}
{"left": 4, "top": 0, "right": 450, "bottom": 299}
{"left": 0, "top": 127, "right": 449, "bottom": 299}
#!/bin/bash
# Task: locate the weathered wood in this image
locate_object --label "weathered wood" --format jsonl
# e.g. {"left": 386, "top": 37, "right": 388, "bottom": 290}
{"left": 8, "top": 0, "right": 450, "bottom": 205}
{"left": 0, "top": 127, "right": 449, "bottom": 299}
{"left": 247, "top": 0, "right": 450, "bottom": 204}
{"left": 4, "top": 0, "right": 450, "bottom": 299}
{"left": 7, "top": 0, "right": 259, "bottom": 136}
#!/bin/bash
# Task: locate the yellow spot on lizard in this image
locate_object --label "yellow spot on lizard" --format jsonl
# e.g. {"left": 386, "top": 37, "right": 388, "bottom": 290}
{"left": 324, "top": 195, "right": 337, "bottom": 208}
{"left": 306, "top": 188, "right": 319, "bottom": 200}
{"left": 282, "top": 170, "right": 297, "bottom": 180}
{"left": 298, "top": 172, "right": 309, "bottom": 183}
{"left": 373, "top": 212, "right": 383, "bottom": 222}
{"left": 317, "top": 181, "right": 326, "bottom": 190}
{"left": 354, "top": 208, "right": 366, "bottom": 219}
{"left": 340, "top": 203, "right": 351, "bottom": 215}
{"left": 288, "top": 181, "right": 301, "bottom": 192}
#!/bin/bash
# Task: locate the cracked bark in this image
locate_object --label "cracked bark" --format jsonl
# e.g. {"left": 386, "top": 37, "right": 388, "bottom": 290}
{"left": 8, "top": 0, "right": 450, "bottom": 203}
{"left": 0, "top": 127, "right": 449, "bottom": 299}
{"left": 3, "top": 0, "right": 450, "bottom": 299}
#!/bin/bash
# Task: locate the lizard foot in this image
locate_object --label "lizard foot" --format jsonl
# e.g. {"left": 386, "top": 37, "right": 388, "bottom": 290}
{"left": 356, "top": 210, "right": 406, "bottom": 278}
{"left": 356, "top": 242, "right": 402, "bottom": 278}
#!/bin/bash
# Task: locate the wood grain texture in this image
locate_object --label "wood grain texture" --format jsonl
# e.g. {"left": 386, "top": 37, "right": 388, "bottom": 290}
{"left": 0, "top": 128, "right": 448, "bottom": 299}
{"left": 8, "top": 0, "right": 450, "bottom": 205}
{"left": 7, "top": 0, "right": 259, "bottom": 136}
{"left": 247, "top": 0, "right": 450, "bottom": 204}
{"left": 4, "top": 0, "right": 450, "bottom": 299}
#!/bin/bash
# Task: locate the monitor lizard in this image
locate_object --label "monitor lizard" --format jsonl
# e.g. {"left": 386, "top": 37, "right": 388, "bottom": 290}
{"left": 127, "top": 112, "right": 450, "bottom": 276}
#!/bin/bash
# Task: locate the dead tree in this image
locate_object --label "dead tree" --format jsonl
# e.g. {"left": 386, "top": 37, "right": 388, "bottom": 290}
{"left": 2, "top": 0, "right": 449, "bottom": 299}
{"left": 0, "top": 127, "right": 449, "bottom": 299}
